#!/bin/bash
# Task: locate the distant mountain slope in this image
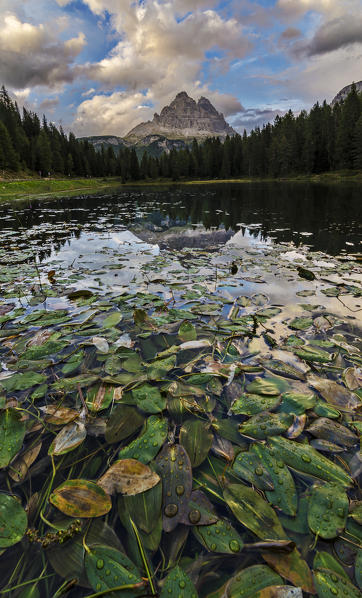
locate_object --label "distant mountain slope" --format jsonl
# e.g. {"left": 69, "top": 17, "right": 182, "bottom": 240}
{"left": 125, "top": 91, "right": 236, "bottom": 141}
{"left": 77, "top": 135, "right": 126, "bottom": 153}
{"left": 331, "top": 81, "right": 362, "bottom": 105}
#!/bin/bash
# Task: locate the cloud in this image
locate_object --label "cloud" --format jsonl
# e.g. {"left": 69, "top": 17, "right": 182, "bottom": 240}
{"left": 231, "top": 108, "right": 283, "bottom": 133}
{"left": 81, "top": 87, "right": 96, "bottom": 96}
{"left": 0, "top": 13, "right": 86, "bottom": 89}
{"left": 73, "top": 90, "right": 154, "bottom": 136}
{"left": 73, "top": 87, "right": 243, "bottom": 136}
{"left": 280, "top": 27, "right": 301, "bottom": 40}
{"left": 71, "top": 0, "right": 248, "bottom": 134}
{"left": 39, "top": 97, "right": 60, "bottom": 113}
{"left": 294, "top": 15, "right": 362, "bottom": 56}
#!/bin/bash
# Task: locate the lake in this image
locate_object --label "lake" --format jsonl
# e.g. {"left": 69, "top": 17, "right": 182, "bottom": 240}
{"left": 0, "top": 182, "right": 361, "bottom": 598}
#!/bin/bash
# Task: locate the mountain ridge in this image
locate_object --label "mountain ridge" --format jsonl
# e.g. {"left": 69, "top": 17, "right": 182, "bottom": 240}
{"left": 125, "top": 91, "right": 236, "bottom": 140}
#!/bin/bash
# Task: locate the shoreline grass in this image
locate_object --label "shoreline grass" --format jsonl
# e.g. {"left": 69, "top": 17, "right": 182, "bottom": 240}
{"left": 0, "top": 169, "right": 361, "bottom": 201}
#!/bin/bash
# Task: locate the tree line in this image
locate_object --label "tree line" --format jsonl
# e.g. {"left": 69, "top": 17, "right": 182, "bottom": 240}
{"left": 0, "top": 84, "right": 361, "bottom": 180}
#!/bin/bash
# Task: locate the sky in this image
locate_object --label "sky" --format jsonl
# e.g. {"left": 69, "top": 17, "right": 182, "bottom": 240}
{"left": 1, "top": 0, "right": 362, "bottom": 136}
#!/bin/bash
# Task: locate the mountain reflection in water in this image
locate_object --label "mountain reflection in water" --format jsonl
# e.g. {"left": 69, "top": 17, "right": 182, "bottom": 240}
{"left": 0, "top": 182, "right": 360, "bottom": 261}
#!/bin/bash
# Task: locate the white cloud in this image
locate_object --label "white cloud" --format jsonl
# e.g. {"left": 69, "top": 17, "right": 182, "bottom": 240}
{"left": 81, "top": 87, "right": 96, "bottom": 96}
{"left": 72, "top": 0, "right": 248, "bottom": 134}
{"left": 0, "top": 12, "right": 86, "bottom": 89}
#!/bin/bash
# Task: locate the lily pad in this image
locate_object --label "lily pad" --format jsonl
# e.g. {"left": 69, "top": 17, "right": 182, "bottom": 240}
{"left": 0, "top": 494, "right": 27, "bottom": 548}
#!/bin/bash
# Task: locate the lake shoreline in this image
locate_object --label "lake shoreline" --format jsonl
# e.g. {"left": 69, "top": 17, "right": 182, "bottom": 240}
{"left": 1, "top": 170, "right": 362, "bottom": 201}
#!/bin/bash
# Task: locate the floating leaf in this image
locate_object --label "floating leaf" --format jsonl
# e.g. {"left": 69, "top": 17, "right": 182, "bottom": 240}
{"left": 178, "top": 321, "right": 197, "bottom": 342}
{"left": 49, "top": 421, "right": 86, "bottom": 456}
{"left": 308, "top": 376, "right": 360, "bottom": 410}
{"left": 98, "top": 459, "right": 160, "bottom": 496}
{"left": 279, "top": 391, "right": 316, "bottom": 415}
{"left": 91, "top": 336, "right": 109, "bottom": 353}
{"left": 307, "top": 418, "right": 358, "bottom": 448}
{"left": 0, "top": 408, "right": 26, "bottom": 468}
{"left": 180, "top": 419, "right": 213, "bottom": 467}
{"left": 239, "top": 412, "right": 293, "bottom": 439}
{"left": 263, "top": 548, "right": 315, "bottom": 594}
{"left": 86, "top": 383, "right": 114, "bottom": 412}
{"left": 262, "top": 359, "right": 306, "bottom": 381}
{"left": 50, "top": 479, "right": 111, "bottom": 517}
{"left": 224, "top": 484, "right": 287, "bottom": 540}
{"left": 289, "top": 317, "right": 313, "bottom": 331}
{"left": 160, "top": 566, "right": 198, "bottom": 598}
{"left": 85, "top": 545, "right": 143, "bottom": 597}
{"left": 105, "top": 405, "right": 144, "bottom": 444}
{"left": 0, "top": 371, "right": 47, "bottom": 392}
{"left": 226, "top": 564, "right": 283, "bottom": 598}
{"left": 131, "top": 383, "right": 166, "bottom": 413}
{"left": 252, "top": 443, "right": 297, "bottom": 516}
{"left": 313, "top": 568, "right": 361, "bottom": 598}
{"left": 268, "top": 436, "right": 352, "bottom": 487}
{"left": 308, "top": 483, "right": 348, "bottom": 539}
{"left": 232, "top": 450, "right": 274, "bottom": 491}
{"left": 118, "top": 415, "right": 168, "bottom": 464}
{"left": 0, "top": 494, "right": 27, "bottom": 548}
{"left": 102, "top": 311, "right": 123, "bottom": 328}
{"left": 118, "top": 481, "right": 162, "bottom": 534}
{"left": 313, "top": 552, "right": 350, "bottom": 580}
{"left": 193, "top": 518, "right": 244, "bottom": 554}
{"left": 8, "top": 442, "right": 42, "bottom": 482}
{"left": 231, "top": 393, "right": 281, "bottom": 416}
{"left": 40, "top": 405, "right": 79, "bottom": 425}
{"left": 155, "top": 444, "right": 192, "bottom": 532}
{"left": 179, "top": 489, "right": 217, "bottom": 526}
{"left": 246, "top": 376, "right": 288, "bottom": 396}
{"left": 297, "top": 267, "right": 315, "bottom": 281}
{"left": 294, "top": 346, "right": 331, "bottom": 363}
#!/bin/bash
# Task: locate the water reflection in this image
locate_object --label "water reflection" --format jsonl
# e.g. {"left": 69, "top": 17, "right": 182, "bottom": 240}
{"left": 0, "top": 183, "right": 360, "bottom": 262}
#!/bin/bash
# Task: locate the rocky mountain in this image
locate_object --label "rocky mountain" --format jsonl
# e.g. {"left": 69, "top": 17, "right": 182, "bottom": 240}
{"left": 77, "top": 135, "right": 126, "bottom": 153}
{"left": 125, "top": 91, "right": 236, "bottom": 141}
{"left": 331, "top": 81, "right": 362, "bottom": 105}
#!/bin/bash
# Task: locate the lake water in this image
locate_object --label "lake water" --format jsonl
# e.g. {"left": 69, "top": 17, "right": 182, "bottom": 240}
{"left": 0, "top": 182, "right": 361, "bottom": 598}
{"left": 0, "top": 182, "right": 361, "bottom": 259}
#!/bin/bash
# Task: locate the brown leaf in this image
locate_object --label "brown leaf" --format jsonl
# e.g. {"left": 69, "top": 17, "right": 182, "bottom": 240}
{"left": 263, "top": 548, "right": 315, "bottom": 594}
{"left": 98, "top": 458, "right": 160, "bottom": 496}
{"left": 9, "top": 442, "right": 42, "bottom": 482}
{"left": 40, "top": 405, "right": 79, "bottom": 425}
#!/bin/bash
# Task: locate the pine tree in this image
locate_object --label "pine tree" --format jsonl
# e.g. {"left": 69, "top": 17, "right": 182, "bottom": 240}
{"left": 352, "top": 114, "right": 362, "bottom": 169}
{"left": 0, "top": 121, "right": 19, "bottom": 170}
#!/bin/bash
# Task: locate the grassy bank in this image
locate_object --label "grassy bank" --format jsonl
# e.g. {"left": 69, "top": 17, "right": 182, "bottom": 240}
{"left": 0, "top": 176, "right": 124, "bottom": 201}
{"left": 1, "top": 169, "right": 361, "bottom": 201}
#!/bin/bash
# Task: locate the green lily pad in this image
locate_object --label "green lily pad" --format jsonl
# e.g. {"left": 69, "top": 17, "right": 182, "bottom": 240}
{"left": 160, "top": 566, "right": 198, "bottom": 598}
{"left": 0, "top": 494, "right": 27, "bottom": 548}
{"left": 224, "top": 484, "right": 287, "bottom": 540}
{"left": 0, "top": 408, "right": 26, "bottom": 468}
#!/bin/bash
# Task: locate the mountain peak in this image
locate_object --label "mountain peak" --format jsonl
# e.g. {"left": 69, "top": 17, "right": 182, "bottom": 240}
{"left": 175, "top": 91, "right": 190, "bottom": 99}
{"left": 126, "top": 91, "right": 236, "bottom": 140}
{"left": 332, "top": 80, "right": 362, "bottom": 105}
